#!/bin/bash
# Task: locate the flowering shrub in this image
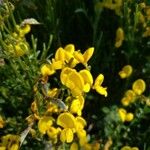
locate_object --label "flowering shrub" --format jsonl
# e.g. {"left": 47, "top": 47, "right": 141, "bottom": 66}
{"left": 0, "top": 0, "right": 150, "bottom": 150}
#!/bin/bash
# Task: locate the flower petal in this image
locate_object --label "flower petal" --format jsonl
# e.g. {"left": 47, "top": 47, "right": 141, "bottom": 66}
{"left": 57, "top": 113, "right": 76, "bottom": 128}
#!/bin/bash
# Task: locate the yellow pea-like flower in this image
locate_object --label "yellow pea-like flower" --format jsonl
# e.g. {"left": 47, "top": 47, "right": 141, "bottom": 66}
{"left": 125, "top": 113, "right": 134, "bottom": 122}
{"left": 132, "top": 79, "right": 146, "bottom": 95}
{"left": 125, "top": 90, "right": 136, "bottom": 102}
{"left": 38, "top": 117, "right": 53, "bottom": 134}
{"left": 118, "top": 65, "right": 133, "bottom": 79}
{"left": 121, "top": 97, "right": 130, "bottom": 106}
{"left": 60, "top": 128, "right": 74, "bottom": 143}
{"left": 41, "top": 64, "right": 55, "bottom": 76}
{"left": 79, "top": 69, "right": 93, "bottom": 92}
{"left": 93, "top": 74, "right": 107, "bottom": 97}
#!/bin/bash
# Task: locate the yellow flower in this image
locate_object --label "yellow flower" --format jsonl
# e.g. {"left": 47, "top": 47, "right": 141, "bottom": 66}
{"left": 121, "top": 97, "right": 130, "bottom": 106}
{"left": 47, "top": 127, "right": 61, "bottom": 143}
{"left": 125, "top": 113, "right": 134, "bottom": 122}
{"left": 70, "top": 142, "right": 79, "bottom": 150}
{"left": 115, "top": 27, "right": 124, "bottom": 48}
{"left": 93, "top": 74, "right": 107, "bottom": 97}
{"left": 0, "top": 115, "right": 5, "bottom": 128}
{"left": 47, "top": 88, "right": 59, "bottom": 98}
{"left": 60, "top": 67, "right": 84, "bottom": 96}
{"left": 38, "top": 116, "right": 53, "bottom": 134}
{"left": 57, "top": 113, "right": 77, "bottom": 143}
{"left": 132, "top": 79, "right": 146, "bottom": 95}
{"left": 118, "top": 108, "right": 127, "bottom": 122}
{"left": 1, "top": 134, "right": 20, "bottom": 150}
{"left": 121, "top": 90, "right": 136, "bottom": 106}
{"left": 125, "top": 90, "right": 136, "bottom": 102}
{"left": 79, "top": 69, "right": 93, "bottom": 92}
{"left": 41, "top": 64, "right": 55, "bottom": 76}
{"left": 119, "top": 65, "right": 133, "bottom": 79}
{"left": 70, "top": 99, "right": 83, "bottom": 116}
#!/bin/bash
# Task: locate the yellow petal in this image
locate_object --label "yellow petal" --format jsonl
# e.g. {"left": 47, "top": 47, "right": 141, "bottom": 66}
{"left": 60, "top": 67, "right": 75, "bottom": 85}
{"left": 55, "top": 47, "right": 65, "bottom": 62}
{"left": 41, "top": 64, "right": 55, "bottom": 76}
{"left": 119, "top": 65, "right": 133, "bottom": 78}
{"left": 121, "top": 97, "right": 130, "bottom": 106}
{"left": 38, "top": 117, "right": 53, "bottom": 134}
{"left": 70, "top": 142, "right": 78, "bottom": 150}
{"left": 70, "top": 99, "right": 81, "bottom": 115}
{"left": 76, "top": 116, "right": 87, "bottom": 129}
{"left": 10, "top": 144, "right": 19, "bottom": 150}
{"left": 132, "top": 79, "right": 146, "bottom": 95}
{"left": 118, "top": 108, "right": 127, "bottom": 122}
{"left": 94, "top": 74, "right": 104, "bottom": 87}
{"left": 51, "top": 60, "right": 63, "bottom": 70}
{"left": 83, "top": 47, "right": 94, "bottom": 63}
{"left": 64, "top": 44, "right": 75, "bottom": 54}
{"left": 125, "top": 113, "right": 134, "bottom": 122}
{"left": 57, "top": 113, "right": 76, "bottom": 128}
{"left": 74, "top": 51, "right": 84, "bottom": 63}
{"left": 94, "top": 86, "right": 107, "bottom": 97}
{"left": 60, "top": 128, "right": 74, "bottom": 143}
{"left": 79, "top": 69, "right": 93, "bottom": 89}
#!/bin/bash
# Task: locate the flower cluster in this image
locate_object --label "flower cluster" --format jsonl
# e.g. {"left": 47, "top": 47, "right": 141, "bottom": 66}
{"left": 121, "top": 79, "right": 146, "bottom": 106}
{"left": 118, "top": 65, "right": 147, "bottom": 124}
{"left": 28, "top": 44, "right": 107, "bottom": 149}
